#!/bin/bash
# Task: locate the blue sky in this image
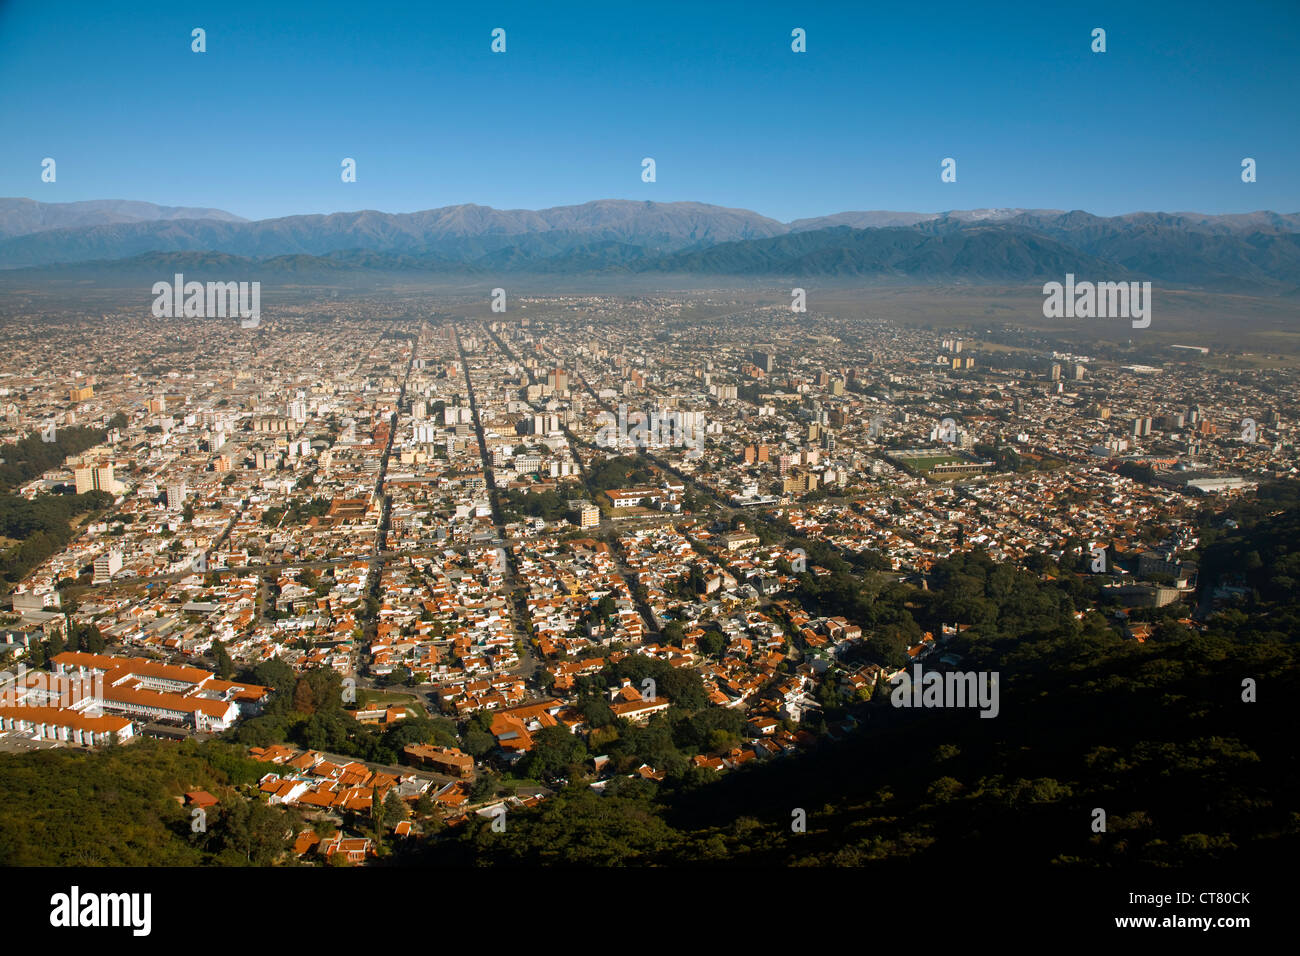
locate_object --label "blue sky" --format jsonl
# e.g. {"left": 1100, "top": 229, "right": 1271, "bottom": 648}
{"left": 1, "top": 0, "right": 1296, "bottom": 222}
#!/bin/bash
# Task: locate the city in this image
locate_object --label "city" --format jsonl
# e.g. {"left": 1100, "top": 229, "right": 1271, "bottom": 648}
{"left": 0, "top": 0, "right": 1292, "bottom": 938}
{"left": 0, "top": 287, "right": 1292, "bottom": 867}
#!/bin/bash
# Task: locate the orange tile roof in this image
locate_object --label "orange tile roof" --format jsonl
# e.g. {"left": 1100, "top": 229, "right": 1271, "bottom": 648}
{"left": 0, "top": 705, "right": 131, "bottom": 734}
{"left": 292, "top": 830, "right": 321, "bottom": 855}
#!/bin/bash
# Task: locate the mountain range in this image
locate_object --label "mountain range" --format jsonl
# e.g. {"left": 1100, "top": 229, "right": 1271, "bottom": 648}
{"left": 2, "top": 198, "right": 1298, "bottom": 292}
{"left": 0, "top": 198, "right": 246, "bottom": 239}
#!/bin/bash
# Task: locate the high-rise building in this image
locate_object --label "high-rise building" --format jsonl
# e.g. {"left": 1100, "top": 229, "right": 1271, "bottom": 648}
{"left": 93, "top": 550, "right": 122, "bottom": 585}
{"left": 166, "top": 481, "right": 187, "bottom": 511}
{"left": 75, "top": 463, "right": 120, "bottom": 495}
{"left": 531, "top": 413, "right": 561, "bottom": 435}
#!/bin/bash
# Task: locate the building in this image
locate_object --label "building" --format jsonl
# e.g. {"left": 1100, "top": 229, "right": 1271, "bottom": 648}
{"left": 575, "top": 503, "right": 600, "bottom": 528}
{"left": 722, "top": 530, "right": 761, "bottom": 552}
{"left": 403, "top": 743, "right": 474, "bottom": 778}
{"left": 166, "top": 481, "right": 187, "bottom": 511}
{"left": 782, "top": 469, "right": 820, "bottom": 494}
{"left": 10, "top": 590, "right": 61, "bottom": 612}
{"left": 321, "top": 836, "right": 375, "bottom": 863}
{"left": 74, "top": 464, "right": 121, "bottom": 495}
{"left": 1104, "top": 583, "right": 1186, "bottom": 608}
{"left": 1157, "top": 471, "right": 1253, "bottom": 495}
{"left": 605, "top": 487, "right": 674, "bottom": 510}
{"left": 92, "top": 550, "right": 122, "bottom": 585}
{"left": 530, "top": 414, "right": 561, "bottom": 436}
{"left": 0, "top": 706, "right": 132, "bottom": 746}
{"left": 608, "top": 681, "right": 672, "bottom": 722}
{"left": 50, "top": 652, "right": 268, "bottom": 732}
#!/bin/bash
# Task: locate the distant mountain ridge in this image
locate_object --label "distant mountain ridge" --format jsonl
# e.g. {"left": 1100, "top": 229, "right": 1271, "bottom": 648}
{"left": 0, "top": 198, "right": 246, "bottom": 239}
{"left": 2, "top": 198, "right": 1298, "bottom": 291}
{"left": 0, "top": 199, "right": 786, "bottom": 264}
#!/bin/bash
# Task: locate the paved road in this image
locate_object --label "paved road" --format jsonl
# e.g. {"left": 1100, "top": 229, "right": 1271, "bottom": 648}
{"left": 457, "top": 323, "right": 545, "bottom": 683}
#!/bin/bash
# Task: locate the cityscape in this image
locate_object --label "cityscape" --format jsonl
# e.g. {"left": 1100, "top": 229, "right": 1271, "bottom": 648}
{"left": 0, "top": 0, "right": 1294, "bottom": 939}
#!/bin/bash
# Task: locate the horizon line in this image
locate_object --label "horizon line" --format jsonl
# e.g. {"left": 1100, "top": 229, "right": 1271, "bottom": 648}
{"left": 4, "top": 196, "right": 1299, "bottom": 227}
